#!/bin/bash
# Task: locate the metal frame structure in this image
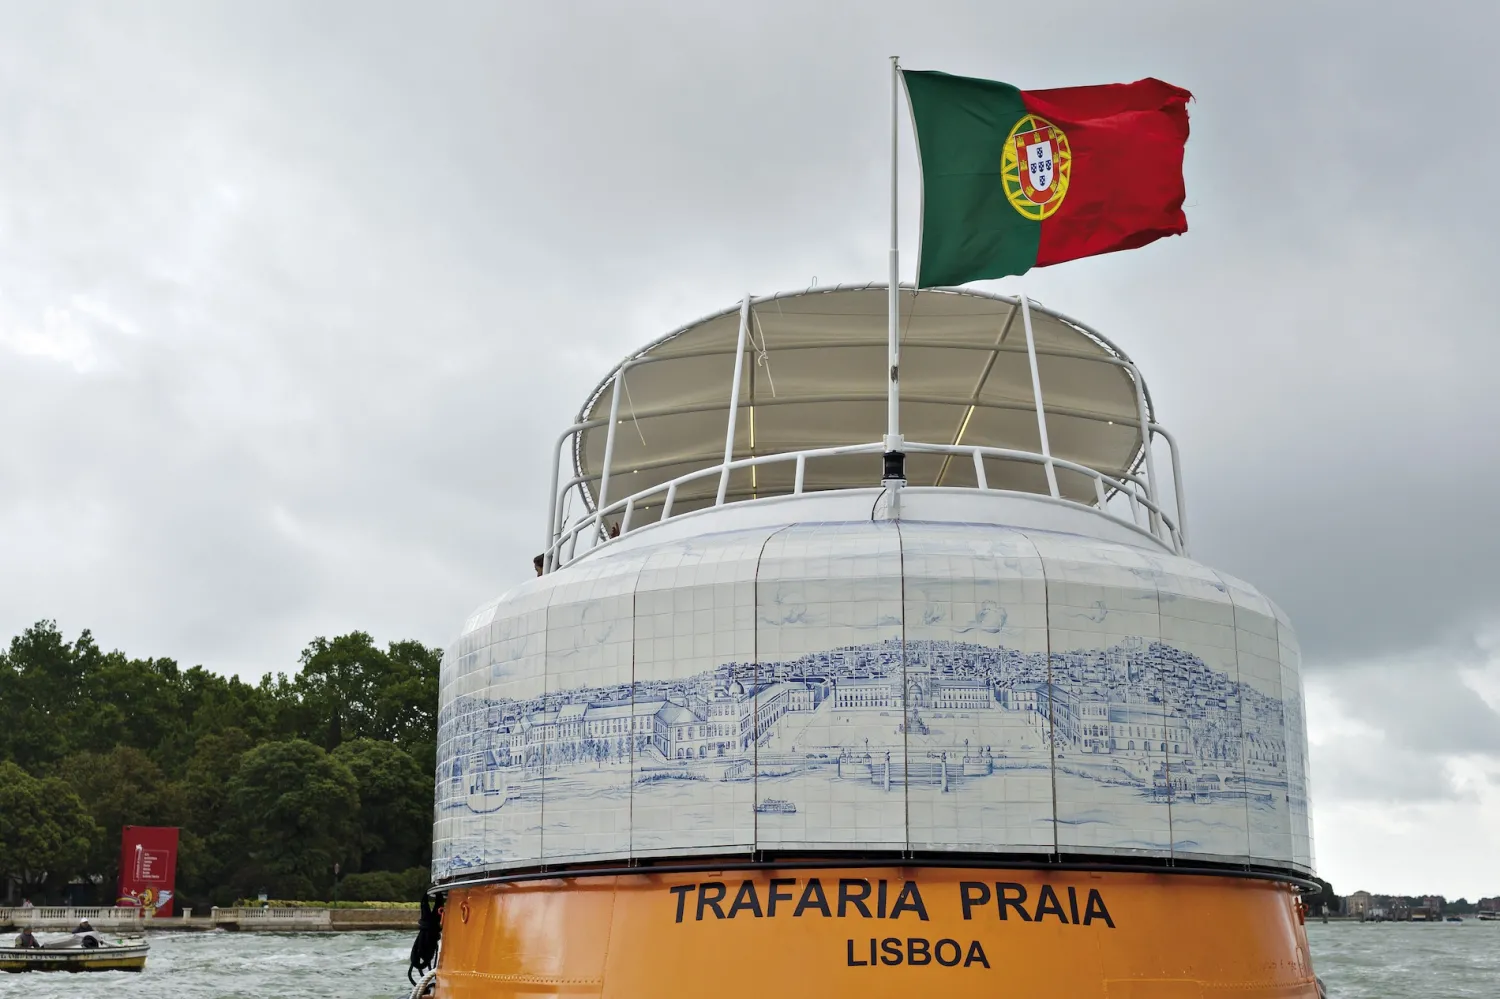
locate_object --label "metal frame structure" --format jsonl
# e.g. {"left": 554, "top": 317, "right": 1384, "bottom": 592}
{"left": 543, "top": 283, "right": 1187, "bottom": 572}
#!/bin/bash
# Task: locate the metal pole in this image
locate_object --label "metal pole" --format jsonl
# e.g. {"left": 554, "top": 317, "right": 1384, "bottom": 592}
{"left": 1019, "top": 290, "right": 1059, "bottom": 498}
{"left": 883, "top": 55, "right": 905, "bottom": 484}
{"left": 1127, "top": 362, "right": 1161, "bottom": 537}
{"left": 1152, "top": 422, "right": 1189, "bottom": 554}
{"left": 542, "top": 426, "right": 581, "bottom": 574}
{"left": 717, "top": 295, "right": 752, "bottom": 506}
{"left": 596, "top": 367, "right": 626, "bottom": 533}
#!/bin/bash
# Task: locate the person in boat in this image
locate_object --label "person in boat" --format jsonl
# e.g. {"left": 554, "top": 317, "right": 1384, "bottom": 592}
{"left": 534, "top": 554, "right": 544, "bottom": 576}
{"left": 13, "top": 928, "right": 40, "bottom": 949}
{"left": 73, "top": 919, "right": 94, "bottom": 933}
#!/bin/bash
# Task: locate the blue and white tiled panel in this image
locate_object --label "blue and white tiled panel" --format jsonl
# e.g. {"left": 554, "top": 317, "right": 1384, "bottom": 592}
{"left": 541, "top": 552, "right": 641, "bottom": 864}
{"left": 434, "top": 581, "right": 554, "bottom": 879}
{"left": 629, "top": 528, "right": 771, "bottom": 859}
{"left": 900, "top": 523, "right": 1052, "bottom": 853}
{"left": 1144, "top": 553, "right": 1251, "bottom": 863}
{"left": 1275, "top": 600, "right": 1314, "bottom": 874}
{"left": 1220, "top": 571, "right": 1294, "bottom": 869}
{"left": 1027, "top": 533, "right": 1170, "bottom": 858}
{"left": 433, "top": 519, "right": 1311, "bottom": 881}
{"left": 753, "top": 522, "right": 906, "bottom": 851}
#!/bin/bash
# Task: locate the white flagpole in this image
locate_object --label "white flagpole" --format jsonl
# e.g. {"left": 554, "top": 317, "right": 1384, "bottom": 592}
{"left": 883, "top": 55, "right": 905, "bottom": 485}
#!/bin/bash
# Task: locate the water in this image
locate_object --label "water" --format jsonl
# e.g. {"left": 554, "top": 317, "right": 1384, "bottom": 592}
{"left": 0, "top": 931, "right": 416, "bottom": 999}
{"left": 1307, "top": 921, "right": 1500, "bottom": 997}
{"left": 2, "top": 923, "right": 1495, "bottom": 997}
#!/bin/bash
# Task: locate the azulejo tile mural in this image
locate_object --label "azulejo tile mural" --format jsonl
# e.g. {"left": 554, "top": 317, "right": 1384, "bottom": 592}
{"left": 432, "top": 521, "right": 1313, "bottom": 882}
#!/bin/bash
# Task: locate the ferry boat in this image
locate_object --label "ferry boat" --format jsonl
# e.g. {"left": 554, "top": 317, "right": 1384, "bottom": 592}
{"left": 424, "top": 285, "right": 1320, "bottom": 997}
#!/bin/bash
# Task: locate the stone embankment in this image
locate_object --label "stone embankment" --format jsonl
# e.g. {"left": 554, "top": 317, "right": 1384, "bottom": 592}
{"left": 1, "top": 905, "right": 419, "bottom": 932}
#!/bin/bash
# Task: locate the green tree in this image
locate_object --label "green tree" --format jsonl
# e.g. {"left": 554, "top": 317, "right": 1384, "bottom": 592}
{"left": 176, "top": 728, "right": 257, "bottom": 906}
{"left": 281, "top": 633, "right": 440, "bottom": 757}
{"left": 332, "top": 738, "right": 431, "bottom": 873}
{"left": 0, "top": 761, "right": 100, "bottom": 899}
{"left": 54, "top": 746, "right": 186, "bottom": 899}
{"left": 225, "top": 739, "right": 359, "bottom": 899}
{"left": 0, "top": 622, "right": 107, "bottom": 770}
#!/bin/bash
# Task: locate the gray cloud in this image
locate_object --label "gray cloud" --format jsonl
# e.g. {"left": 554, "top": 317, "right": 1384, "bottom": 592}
{"left": 0, "top": 0, "right": 1495, "bottom": 689}
{"left": 1310, "top": 741, "right": 1465, "bottom": 807}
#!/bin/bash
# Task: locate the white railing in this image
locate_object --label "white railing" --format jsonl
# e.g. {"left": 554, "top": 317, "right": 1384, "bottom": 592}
{"left": 545, "top": 440, "right": 1184, "bottom": 571}
{"left": 229, "top": 906, "right": 330, "bottom": 922}
{"left": 1, "top": 906, "right": 146, "bottom": 928}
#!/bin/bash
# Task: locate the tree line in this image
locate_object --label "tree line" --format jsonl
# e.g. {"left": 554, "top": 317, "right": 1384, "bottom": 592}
{"left": 0, "top": 621, "right": 440, "bottom": 909}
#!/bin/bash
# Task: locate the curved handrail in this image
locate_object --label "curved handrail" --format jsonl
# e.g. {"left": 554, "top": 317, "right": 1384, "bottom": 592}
{"left": 545, "top": 440, "right": 1182, "bottom": 571}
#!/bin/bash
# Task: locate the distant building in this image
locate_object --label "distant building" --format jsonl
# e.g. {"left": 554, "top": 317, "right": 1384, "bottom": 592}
{"left": 1344, "top": 891, "right": 1372, "bottom": 918}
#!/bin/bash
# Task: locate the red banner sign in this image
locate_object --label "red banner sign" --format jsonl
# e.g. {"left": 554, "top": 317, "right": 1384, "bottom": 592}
{"left": 117, "top": 825, "right": 179, "bottom": 916}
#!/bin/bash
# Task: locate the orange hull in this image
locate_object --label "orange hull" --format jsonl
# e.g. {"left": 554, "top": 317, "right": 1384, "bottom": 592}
{"left": 436, "top": 866, "right": 1318, "bottom": 998}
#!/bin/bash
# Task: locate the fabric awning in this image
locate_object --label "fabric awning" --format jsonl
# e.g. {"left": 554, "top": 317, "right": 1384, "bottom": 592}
{"left": 573, "top": 285, "right": 1151, "bottom": 526}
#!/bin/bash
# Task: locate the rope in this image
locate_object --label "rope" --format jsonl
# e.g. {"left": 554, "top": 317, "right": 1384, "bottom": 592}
{"left": 621, "top": 374, "right": 647, "bottom": 445}
{"left": 408, "top": 968, "right": 438, "bottom": 999}
{"left": 406, "top": 893, "right": 443, "bottom": 989}
{"left": 752, "top": 308, "right": 777, "bottom": 398}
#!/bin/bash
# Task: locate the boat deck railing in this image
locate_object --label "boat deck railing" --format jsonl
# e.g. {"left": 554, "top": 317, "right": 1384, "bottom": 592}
{"left": 545, "top": 438, "right": 1185, "bottom": 572}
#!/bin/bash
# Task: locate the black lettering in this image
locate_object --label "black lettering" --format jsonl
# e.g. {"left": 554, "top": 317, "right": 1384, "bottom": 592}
{"left": 697, "top": 881, "right": 727, "bottom": 921}
{"left": 959, "top": 881, "right": 990, "bottom": 920}
{"left": 964, "top": 940, "right": 991, "bottom": 968}
{"left": 767, "top": 878, "right": 796, "bottom": 917}
{"left": 907, "top": 937, "right": 931, "bottom": 965}
{"left": 845, "top": 938, "right": 868, "bottom": 966}
{"left": 869, "top": 938, "right": 877, "bottom": 965}
{"left": 996, "top": 882, "right": 1032, "bottom": 921}
{"left": 877, "top": 879, "right": 888, "bottom": 918}
{"left": 794, "top": 878, "right": 832, "bottom": 917}
{"left": 1033, "top": 884, "right": 1067, "bottom": 923}
{"left": 880, "top": 937, "right": 902, "bottom": 965}
{"left": 889, "top": 881, "right": 929, "bottom": 921}
{"left": 670, "top": 884, "right": 692, "bottom": 923}
{"left": 1083, "top": 888, "right": 1115, "bottom": 928}
{"left": 934, "top": 939, "right": 962, "bottom": 966}
{"left": 838, "top": 879, "right": 873, "bottom": 918}
{"left": 727, "top": 879, "right": 763, "bottom": 918}
{"left": 1068, "top": 885, "right": 1080, "bottom": 925}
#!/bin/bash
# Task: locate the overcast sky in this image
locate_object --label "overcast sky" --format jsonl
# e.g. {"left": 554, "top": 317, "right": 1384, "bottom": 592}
{"left": 2, "top": 1, "right": 1497, "bottom": 898}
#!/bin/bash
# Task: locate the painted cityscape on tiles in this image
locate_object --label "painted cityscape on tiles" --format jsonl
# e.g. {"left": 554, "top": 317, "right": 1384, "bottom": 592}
{"left": 433, "top": 635, "right": 1307, "bottom": 880}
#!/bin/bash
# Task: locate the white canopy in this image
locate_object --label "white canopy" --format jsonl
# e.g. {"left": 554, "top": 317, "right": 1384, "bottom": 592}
{"left": 573, "top": 285, "right": 1153, "bottom": 525}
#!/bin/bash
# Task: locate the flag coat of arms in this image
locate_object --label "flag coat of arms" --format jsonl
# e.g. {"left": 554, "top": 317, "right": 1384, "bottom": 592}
{"left": 902, "top": 70, "right": 1192, "bottom": 287}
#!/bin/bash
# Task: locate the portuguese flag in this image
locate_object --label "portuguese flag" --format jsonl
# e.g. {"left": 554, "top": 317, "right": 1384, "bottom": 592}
{"left": 903, "top": 70, "right": 1192, "bottom": 287}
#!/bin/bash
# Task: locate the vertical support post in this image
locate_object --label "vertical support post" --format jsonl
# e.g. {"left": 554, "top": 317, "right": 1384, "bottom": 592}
{"left": 596, "top": 367, "right": 625, "bottom": 530}
{"left": 543, "top": 434, "right": 565, "bottom": 573}
{"left": 1153, "top": 423, "right": 1189, "bottom": 554}
{"left": 883, "top": 55, "right": 905, "bottom": 485}
{"left": 717, "top": 295, "right": 753, "bottom": 506}
{"left": 1128, "top": 362, "right": 1161, "bottom": 537}
{"left": 1019, "top": 291, "right": 1060, "bottom": 498}
{"left": 543, "top": 426, "right": 580, "bottom": 573}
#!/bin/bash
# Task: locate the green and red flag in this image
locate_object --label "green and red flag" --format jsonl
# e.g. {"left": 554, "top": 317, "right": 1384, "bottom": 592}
{"left": 902, "top": 70, "right": 1192, "bottom": 287}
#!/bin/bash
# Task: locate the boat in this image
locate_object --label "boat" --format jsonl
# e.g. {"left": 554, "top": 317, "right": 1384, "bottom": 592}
{"left": 1, "top": 931, "right": 149, "bottom": 973}
{"left": 423, "top": 286, "right": 1322, "bottom": 997}
{"left": 1446, "top": 916, "right": 1463, "bottom": 922}
{"left": 1478, "top": 911, "right": 1500, "bottom": 921}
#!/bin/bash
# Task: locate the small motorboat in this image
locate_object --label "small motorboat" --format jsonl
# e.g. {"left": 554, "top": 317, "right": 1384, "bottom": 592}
{"left": 0, "top": 930, "right": 149, "bottom": 973}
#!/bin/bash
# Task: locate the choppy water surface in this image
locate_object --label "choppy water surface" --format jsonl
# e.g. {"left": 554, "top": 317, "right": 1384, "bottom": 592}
{"left": 0, "top": 931, "right": 415, "bottom": 999}
{"left": 1, "top": 922, "right": 1495, "bottom": 997}
{"left": 1307, "top": 921, "right": 1500, "bottom": 997}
